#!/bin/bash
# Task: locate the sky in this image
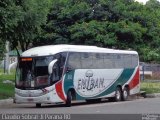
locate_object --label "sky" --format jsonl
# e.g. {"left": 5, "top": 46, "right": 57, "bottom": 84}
{"left": 135, "top": 0, "right": 160, "bottom": 4}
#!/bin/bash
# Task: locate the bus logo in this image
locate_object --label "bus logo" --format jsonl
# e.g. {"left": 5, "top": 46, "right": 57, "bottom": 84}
{"left": 74, "top": 69, "right": 108, "bottom": 97}
{"left": 85, "top": 70, "right": 93, "bottom": 78}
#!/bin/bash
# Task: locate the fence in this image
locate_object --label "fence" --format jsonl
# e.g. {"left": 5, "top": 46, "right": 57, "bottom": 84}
{"left": 140, "top": 62, "right": 160, "bottom": 80}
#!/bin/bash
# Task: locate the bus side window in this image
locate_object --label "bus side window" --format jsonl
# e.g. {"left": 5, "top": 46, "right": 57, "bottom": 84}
{"left": 51, "top": 62, "right": 60, "bottom": 83}
{"left": 114, "top": 54, "right": 124, "bottom": 68}
{"left": 132, "top": 54, "right": 138, "bottom": 67}
{"left": 50, "top": 53, "right": 67, "bottom": 83}
{"left": 103, "top": 54, "right": 113, "bottom": 69}
{"left": 92, "top": 53, "right": 103, "bottom": 69}
{"left": 67, "top": 52, "right": 81, "bottom": 70}
{"left": 124, "top": 54, "right": 132, "bottom": 68}
{"left": 81, "top": 53, "right": 93, "bottom": 69}
{"left": 59, "top": 52, "right": 67, "bottom": 75}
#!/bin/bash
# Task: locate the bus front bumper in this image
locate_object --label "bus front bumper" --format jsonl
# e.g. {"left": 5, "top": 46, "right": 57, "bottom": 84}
{"left": 14, "top": 88, "right": 64, "bottom": 104}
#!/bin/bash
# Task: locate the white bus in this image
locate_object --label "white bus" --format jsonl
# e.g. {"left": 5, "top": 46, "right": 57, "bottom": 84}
{"left": 14, "top": 45, "right": 140, "bottom": 107}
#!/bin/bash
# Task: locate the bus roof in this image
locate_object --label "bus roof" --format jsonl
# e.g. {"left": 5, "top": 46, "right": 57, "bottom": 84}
{"left": 21, "top": 44, "right": 138, "bottom": 57}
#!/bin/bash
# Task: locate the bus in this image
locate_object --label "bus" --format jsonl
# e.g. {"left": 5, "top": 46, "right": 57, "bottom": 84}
{"left": 14, "top": 45, "right": 140, "bottom": 107}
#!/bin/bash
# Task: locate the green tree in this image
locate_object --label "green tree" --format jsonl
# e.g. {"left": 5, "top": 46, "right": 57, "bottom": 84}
{"left": 1, "top": 0, "right": 158, "bottom": 62}
{"left": 38, "top": 0, "right": 160, "bottom": 63}
{"left": 0, "top": 0, "right": 51, "bottom": 52}
{"left": 35, "top": 0, "right": 119, "bottom": 46}
{"left": 69, "top": 21, "right": 117, "bottom": 47}
{"left": 0, "top": 0, "right": 23, "bottom": 55}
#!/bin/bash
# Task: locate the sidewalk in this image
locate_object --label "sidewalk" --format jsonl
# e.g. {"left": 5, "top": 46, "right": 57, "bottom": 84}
{"left": 145, "top": 93, "right": 160, "bottom": 98}
{"left": 0, "top": 98, "right": 13, "bottom": 106}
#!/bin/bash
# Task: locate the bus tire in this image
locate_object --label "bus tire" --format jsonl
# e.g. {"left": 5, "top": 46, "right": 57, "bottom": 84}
{"left": 65, "top": 91, "right": 72, "bottom": 107}
{"left": 122, "top": 87, "right": 129, "bottom": 101}
{"left": 36, "top": 103, "right": 41, "bottom": 108}
{"left": 115, "top": 87, "right": 122, "bottom": 102}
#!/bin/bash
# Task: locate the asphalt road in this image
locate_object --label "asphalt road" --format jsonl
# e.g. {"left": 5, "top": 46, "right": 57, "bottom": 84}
{"left": 0, "top": 97, "right": 160, "bottom": 114}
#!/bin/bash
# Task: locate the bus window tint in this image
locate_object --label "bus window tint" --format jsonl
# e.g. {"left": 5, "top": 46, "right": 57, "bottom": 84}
{"left": 68, "top": 53, "right": 81, "bottom": 69}
{"left": 35, "top": 56, "right": 53, "bottom": 76}
{"left": 124, "top": 54, "right": 132, "bottom": 68}
{"left": 67, "top": 52, "right": 138, "bottom": 70}
{"left": 114, "top": 54, "right": 124, "bottom": 68}
{"left": 19, "top": 60, "right": 32, "bottom": 81}
{"left": 103, "top": 54, "right": 114, "bottom": 69}
{"left": 59, "top": 52, "right": 67, "bottom": 75}
{"left": 81, "top": 53, "right": 93, "bottom": 69}
{"left": 60, "top": 53, "right": 67, "bottom": 67}
{"left": 92, "top": 53, "right": 104, "bottom": 69}
{"left": 132, "top": 54, "right": 138, "bottom": 67}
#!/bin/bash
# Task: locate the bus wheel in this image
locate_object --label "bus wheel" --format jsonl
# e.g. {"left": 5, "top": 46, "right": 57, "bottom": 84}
{"left": 115, "top": 87, "right": 122, "bottom": 102}
{"left": 36, "top": 103, "right": 41, "bottom": 108}
{"left": 65, "top": 91, "right": 72, "bottom": 107}
{"left": 122, "top": 87, "right": 129, "bottom": 101}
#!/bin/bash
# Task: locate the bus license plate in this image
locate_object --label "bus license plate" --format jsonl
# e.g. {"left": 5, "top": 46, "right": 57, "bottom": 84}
{"left": 27, "top": 98, "right": 33, "bottom": 102}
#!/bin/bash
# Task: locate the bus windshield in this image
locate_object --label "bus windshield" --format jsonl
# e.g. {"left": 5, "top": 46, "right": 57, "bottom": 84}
{"left": 16, "top": 56, "right": 57, "bottom": 89}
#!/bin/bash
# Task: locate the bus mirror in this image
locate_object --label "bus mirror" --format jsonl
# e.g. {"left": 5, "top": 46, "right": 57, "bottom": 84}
{"left": 48, "top": 59, "right": 57, "bottom": 74}
{"left": 10, "top": 62, "right": 17, "bottom": 68}
{"left": 9, "top": 62, "right": 17, "bottom": 74}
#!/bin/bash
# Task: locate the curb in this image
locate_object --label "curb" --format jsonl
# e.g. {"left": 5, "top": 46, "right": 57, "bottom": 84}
{"left": 145, "top": 93, "right": 160, "bottom": 98}
{"left": 0, "top": 98, "right": 13, "bottom": 106}
{"left": 140, "top": 91, "right": 160, "bottom": 98}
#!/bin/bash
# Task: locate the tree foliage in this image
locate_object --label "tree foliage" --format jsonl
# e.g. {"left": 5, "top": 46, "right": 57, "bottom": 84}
{"left": 0, "top": 0, "right": 51, "bottom": 52}
{"left": 36, "top": 0, "right": 160, "bottom": 63}
{"left": 1, "top": 0, "right": 160, "bottom": 63}
{"left": 0, "top": 0, "right": 23, "bottom": 57}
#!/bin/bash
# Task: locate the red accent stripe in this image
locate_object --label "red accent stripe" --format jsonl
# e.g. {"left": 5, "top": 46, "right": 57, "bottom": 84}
{"left": 55, "top": 80, "right": 66, "bottom": 101}
{"left": 129, "top": 68, "right": 140, "bottom": 89}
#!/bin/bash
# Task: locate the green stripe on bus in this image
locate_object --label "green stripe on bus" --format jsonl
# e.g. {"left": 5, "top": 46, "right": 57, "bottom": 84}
{"left": 63, "top": 68, "right": 135, "bottom": 100}
{"left": 96, "top": 68, "right": 135, "bottom": 98}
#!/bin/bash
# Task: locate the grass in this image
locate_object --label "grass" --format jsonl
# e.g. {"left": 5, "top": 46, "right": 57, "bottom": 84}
{"left": 0, "top": 69, "right": 15, "bottom": 99}
{"left": 140, "top": 81, "right": 160, "bottom": 94}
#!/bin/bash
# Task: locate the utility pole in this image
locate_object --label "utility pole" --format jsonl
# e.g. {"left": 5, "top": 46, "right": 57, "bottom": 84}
{"left": 5, "top": 41, "right": 10, "bottom": 74}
